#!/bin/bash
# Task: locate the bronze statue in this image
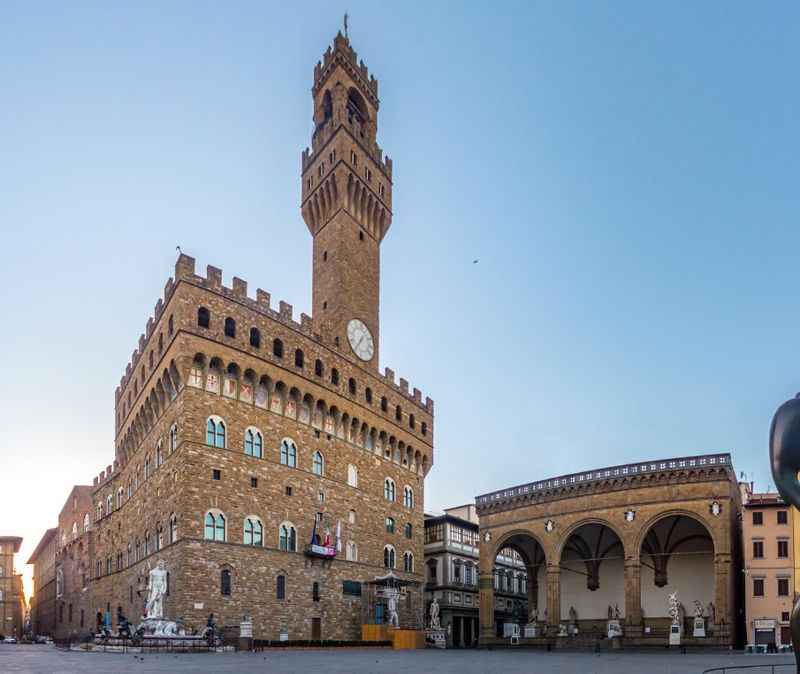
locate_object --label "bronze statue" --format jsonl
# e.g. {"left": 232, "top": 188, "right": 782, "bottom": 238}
{"left": 769, "top": 394, "right": 800, "bottom": 670}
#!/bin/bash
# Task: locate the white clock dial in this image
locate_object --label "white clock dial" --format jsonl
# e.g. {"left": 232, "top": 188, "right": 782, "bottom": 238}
{"left": 347, "top": 319, "right": 374, "bottom": 361}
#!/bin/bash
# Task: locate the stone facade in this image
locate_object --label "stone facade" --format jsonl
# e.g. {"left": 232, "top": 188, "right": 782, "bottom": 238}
{"left": 0, "top": 536, "right": 25, "bottom": 639}
{"left": 27, "top": 528, "right": 58, "bottom": 637}
{"left": 61, "top": 31, "right": 433, "bottom": 643}
{"left": 54, "top": 486, "right": 94, "bottom": 641}
{"left": 476, "top": 454, "right": 743, "bottom": 648}
{"left": 740, "top": 485, "right": 793, "bottom": 648}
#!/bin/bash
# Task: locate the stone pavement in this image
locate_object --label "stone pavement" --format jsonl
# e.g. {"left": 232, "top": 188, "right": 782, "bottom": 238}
{"left": 0, "top": 644, "right": 794, "bottom": 674}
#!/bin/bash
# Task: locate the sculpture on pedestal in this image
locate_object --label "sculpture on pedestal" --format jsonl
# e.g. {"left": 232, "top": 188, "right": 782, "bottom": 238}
{"left": 429, "top": 597, "right": 441, "bottom": 630}
{"left": 146, "top": 560, "right": 168, "bottom": 619}
{"left": 770, "top": 395, "right": 800, "bottom": 671}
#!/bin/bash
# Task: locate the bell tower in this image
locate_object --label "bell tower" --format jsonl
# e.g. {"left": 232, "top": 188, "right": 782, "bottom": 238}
{"left": 301, "top": 32, "right": 393, "bottom": 369}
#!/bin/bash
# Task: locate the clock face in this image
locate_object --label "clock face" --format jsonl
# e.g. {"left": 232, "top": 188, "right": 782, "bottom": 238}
{"left": 347, "top": 319, "right": 374, "bottom": 361}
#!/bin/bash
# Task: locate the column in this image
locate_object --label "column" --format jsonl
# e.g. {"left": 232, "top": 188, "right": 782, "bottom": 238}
{"left": 714, "top": 552, "right": 731, "bottom": 642}
{"left": 527, "top": 564, "right": 538, "bottom": 622}
{"left": 546, "top": 563, "right": 561, "bottom": 635}
{"left": 478, "top": 573, "right": 495, "bottom": 643}
{"left": 624, "top": 558, "right": 643, "bottom": 636}
{"left": 459, "top": 616, "right": 465, "bottom": 648}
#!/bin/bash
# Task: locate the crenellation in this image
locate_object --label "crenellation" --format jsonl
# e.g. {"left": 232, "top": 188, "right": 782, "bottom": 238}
{"left": 138, "top": 334, "right": 145, "bottom": 353}
{"left": 155, "top": 297, "right": 164, "bottom": 318}
{"left": 175, "top": 253, "right": 196, "bottom": 279}
{"left": 146, "top": 317, "right": 154, "bottom": 338}
{"left": 384, "top": 367, "right": 395, "bottom": 384}
{"left": 413, "top": 388, "right": 422, "bottom": 404}
{"left": 256, "top": 288, "right": 271, "bottom": 310}
{"left": 206, "top": 265, "right": 222, "bottom": 288}
{"left": 300, "top": 312, "right": 313, "bottom": 333}
{"left": 399, "top": 378, "right": 409, "bottom": 394}
{"left": 232, "top": 276, "right": 247, "bottom": 298}
{"left": 425, "top": 397, "right": 434, "bottom": 414}
{"left": 279, "top": 300, "right": 293, "bottom": 321}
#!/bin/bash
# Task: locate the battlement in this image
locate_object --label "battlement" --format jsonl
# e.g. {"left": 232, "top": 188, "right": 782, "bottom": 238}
{"left": 92, "top": 461, "right": 119, "bottom": 490}
{"left": 313, "top": 32, "right": 378, "bottom": 104}
{"left": 115, "top": 253, "right": 433, "bottom": 414}
{"left": 301, "top": 134, "right": 392, "bottom": 180}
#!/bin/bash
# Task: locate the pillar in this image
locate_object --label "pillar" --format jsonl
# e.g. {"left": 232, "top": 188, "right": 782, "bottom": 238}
{"left": 478, "top": 573, "right": 495, "bottom": 643}
{"left": 526, "top": 564, "right": 539, "bottom": 622}
{"left": 714, "top": 552, "right": 731, "bottom": 642}
{"left": 624, "top": 558, "right": 642, "bottom": 636}
{"left": 546, "top": 563, "right": 561, "bottom": 635}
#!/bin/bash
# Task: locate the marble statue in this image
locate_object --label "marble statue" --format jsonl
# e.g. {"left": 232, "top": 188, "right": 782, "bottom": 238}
{"left": 668, "top": 592, "right": 680, "bottom": 626}
{"left": 568, "top": 606, "right": 578, "bottom": 623}
{"left": 430, "top": 597, "right": 441, "bottom": 630}
{"left": 387, "top": 592, "right": 399, "bottom": 628}
{"left": 607, "top": 605, "right": 613, "bottom": 620}
{"left": 770, "top": 394, "right": 800, "bottom": 671}
{"left": 707, "top": 602, "right": 716, "bottom": 624}
{"left": 694, "top": 600, "right": 704, "bottom": 618}
{"left": 145, "top": 560, "right": 168, "bottom": 620}
{"left": 614, "top": 604, "right": 621, "bottom": 620}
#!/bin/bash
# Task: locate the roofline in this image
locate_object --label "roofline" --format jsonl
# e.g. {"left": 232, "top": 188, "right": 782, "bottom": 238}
{"left": 0, "top": 536, "right": 23, "bottom": 553}
{"left": 26, "top": 528, "right": 58, "bottom": 564}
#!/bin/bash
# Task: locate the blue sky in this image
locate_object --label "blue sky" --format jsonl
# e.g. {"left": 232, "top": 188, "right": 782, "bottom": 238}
{"left": 1, "top": 2, "right": 799, "bottom": 590}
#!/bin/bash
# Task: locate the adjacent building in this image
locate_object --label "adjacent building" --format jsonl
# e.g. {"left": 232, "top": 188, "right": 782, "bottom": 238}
{"left": 475, "top": 454, "right": 743, "bottom": 648}
{"left": 740, "top": 484, "right": 793, "bottom": 649}
{"left": 0, "top": 536, "right": 25, "bottom": 639}
{"left": 47, "top": 30, "right": 434, "bottom": 643}
{"left": 27, "top": 528, "right": 58, "bottom": 638}
{"left": 424, "top": 505, "right": 526, "bottom": 648}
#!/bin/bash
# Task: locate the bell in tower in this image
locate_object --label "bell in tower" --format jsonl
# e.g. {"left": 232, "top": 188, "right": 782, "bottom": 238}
{"left": 301, "top": 32, "right": 393, "bottom": 369}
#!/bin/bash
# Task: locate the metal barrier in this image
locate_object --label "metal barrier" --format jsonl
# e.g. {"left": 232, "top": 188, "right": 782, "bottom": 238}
{"left": 702, "top": 665, "right": 794, "bottom": 673}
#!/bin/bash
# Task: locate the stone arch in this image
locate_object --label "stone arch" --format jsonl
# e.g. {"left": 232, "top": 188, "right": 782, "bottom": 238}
{"left": 558, "top": 519, "right": 626, "bottom": 622}
{"left": 637, "top": 510, "right": 716, "bottom": 628}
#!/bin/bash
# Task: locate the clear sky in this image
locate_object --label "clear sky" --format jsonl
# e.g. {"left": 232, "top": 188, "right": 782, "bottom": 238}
{"left": 2, "top": 2, "right": 799, "bottom": 600}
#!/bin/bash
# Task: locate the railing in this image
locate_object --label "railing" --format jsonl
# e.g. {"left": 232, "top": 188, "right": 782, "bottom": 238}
{"left": 476, "top": 453, "right": 731, "bottom": 506}
{"left": 702, "top": 665, "right": 794, "bottom": 673}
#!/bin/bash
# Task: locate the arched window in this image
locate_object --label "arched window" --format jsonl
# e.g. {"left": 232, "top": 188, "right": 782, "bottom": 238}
{"left": 365, "top": 387, "right": 373, "bottom": 404}
{"left": 197, "top": 307, "right": 210, "bottom": 328}
{"left": 156, "top": 523, "right": 163, "bottom": 551}
{"left": 384, "top": 545, "right": 396, "bottom": 569}
{"left": 294, "top": 349, "right": 304, "bottom": 368}
{"left": 83, "top": 513, "right": 90, "bottom": 533}
{"left": 409, "top": 414, "right": 415, "bottom": 430}
{"left": 346, "top": 541, "right": 358, "bottom": 561}
{"left": 385, "top": 517, "right": 395, "bottom": 534}
{"left": 347, "top": 464, "right": 358, "bottom": 487}
{"left": 224, "top": 317, "right": 236, "bottom": 338}
{"left": 384, "top": 478, "right": 396, "bottom": 502}
{"left": 206, "top": 416, "right": 226, "bottom": 448}
{"left": 244, "top": 517, "right": 263, "bottom": 546}
{"left": 421, "top": 422, "right": 427, "bottom": 436}
{"left": 116, "top": 488, "right": 123, "bottom": 509}
{"left": 143, "top": 456, "right": 151, "bottom": 481}
{"left": 280, "top": 438, "right": 297, "bottom": 468}
{"left": 403, "top": 486, "right": 414, "bottom": 509}
{"left": 404, "top": 551, "right": 414, "bottom": 572}
{"left": 331, "top": 368, "right": 339, "bottom": 385}
{"left": 314, "top": 359, "right": 323, "bottom": 377}
{"left": 220, "top": 569, "right": 232, "bottom": 596}
{"left": 169, "top": 424, "right": 178, "bottom": 453}
{"left": 395, "top": 405, "right": 402, "bottom": 421}
{"left": 312, "top": 451, "right": 324, "bottom": 476}
{"left": 273, "top": 338, "right": 284, "bottom": 358}
{"left": 279, "top": 523, "right": 297, "bottom": 552}
{"left": 144, "top": 531, "right": 150, "bottom": 556}
{"left": 158, "top": 333, "right": 163, "bottom": 353}
{"left": 312, "top": 581, "right": 320, "bottom": 602}
{"left": 156, "top": 441, "right": 163, "bottom": 467}
{"left": 168, "top": 314, "right": 174, "bottom": 335}
{"left": 404, "top": 523, "right": 413, "bottom": 539}
{"left": 106, "top": 493, "right": 113, "bottom": 512}
{"left": 348, "top": 378, "right": 357, "bottom": 395}
{"left": 276, "top": 574, "right": 286, "bottom": 600}
{"left": 244, "top": 428, "right": 263, "bottom": 458}
{"left": 204, "top": 511, "right": 226, "bottom": 542}
{"left": 169, "top": 514, "right": 178, "bottom": 544}
{"left": 249, "top": 327, "right": 261, "bottom": 348}
{"left": 381, "top": 396, "right": 388, "bottom": 412}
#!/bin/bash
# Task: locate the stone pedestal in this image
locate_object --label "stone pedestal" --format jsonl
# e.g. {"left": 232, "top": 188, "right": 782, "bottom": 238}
{"left": 669, "top": 624, "right": 681, "bottom": 646}
{"left": 693, "top": 617, "right": 705, "bottom": 638}
{"left": 523, "top": 624, "right": 538, "bottom": 638}
{"left": 606, "top": 619, "right": 622, "bottom": 639}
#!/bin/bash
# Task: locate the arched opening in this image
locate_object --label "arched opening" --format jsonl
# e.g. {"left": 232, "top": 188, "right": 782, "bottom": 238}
{"left": 489, "top": 533, "right": 545, "bottom": 644}
{"left": 347, "top": 88, "right": 369, "bottom": 137}
{"left": 559, "top": 522, "right": 625, "bottom": 632}
{"left": 639, "top": 514, "right": 714, "bottom": 636}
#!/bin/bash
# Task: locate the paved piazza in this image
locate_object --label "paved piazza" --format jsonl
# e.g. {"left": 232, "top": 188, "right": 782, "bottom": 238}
{"left": 0, "top": 645, "right": 795, "bottom": 674}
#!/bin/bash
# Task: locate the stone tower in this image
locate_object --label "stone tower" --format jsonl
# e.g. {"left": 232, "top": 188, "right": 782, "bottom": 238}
{"left": 301, "top": 32, "right": 393, "bottom": 370}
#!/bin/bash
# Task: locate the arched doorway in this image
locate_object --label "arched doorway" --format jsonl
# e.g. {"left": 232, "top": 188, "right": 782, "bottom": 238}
{"left": 491, "top": 533, "right": 546, "bottom": 639}
{"left": 639, "top": 514, "right": 714, "bottom": 636}
{"left": 560, "top": 522, "right": 625, "bottom": 631}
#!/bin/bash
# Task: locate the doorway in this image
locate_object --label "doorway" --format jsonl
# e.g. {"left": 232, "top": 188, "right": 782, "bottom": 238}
{"left": 311, "top": 617, "right": 321, "bottom": 640}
